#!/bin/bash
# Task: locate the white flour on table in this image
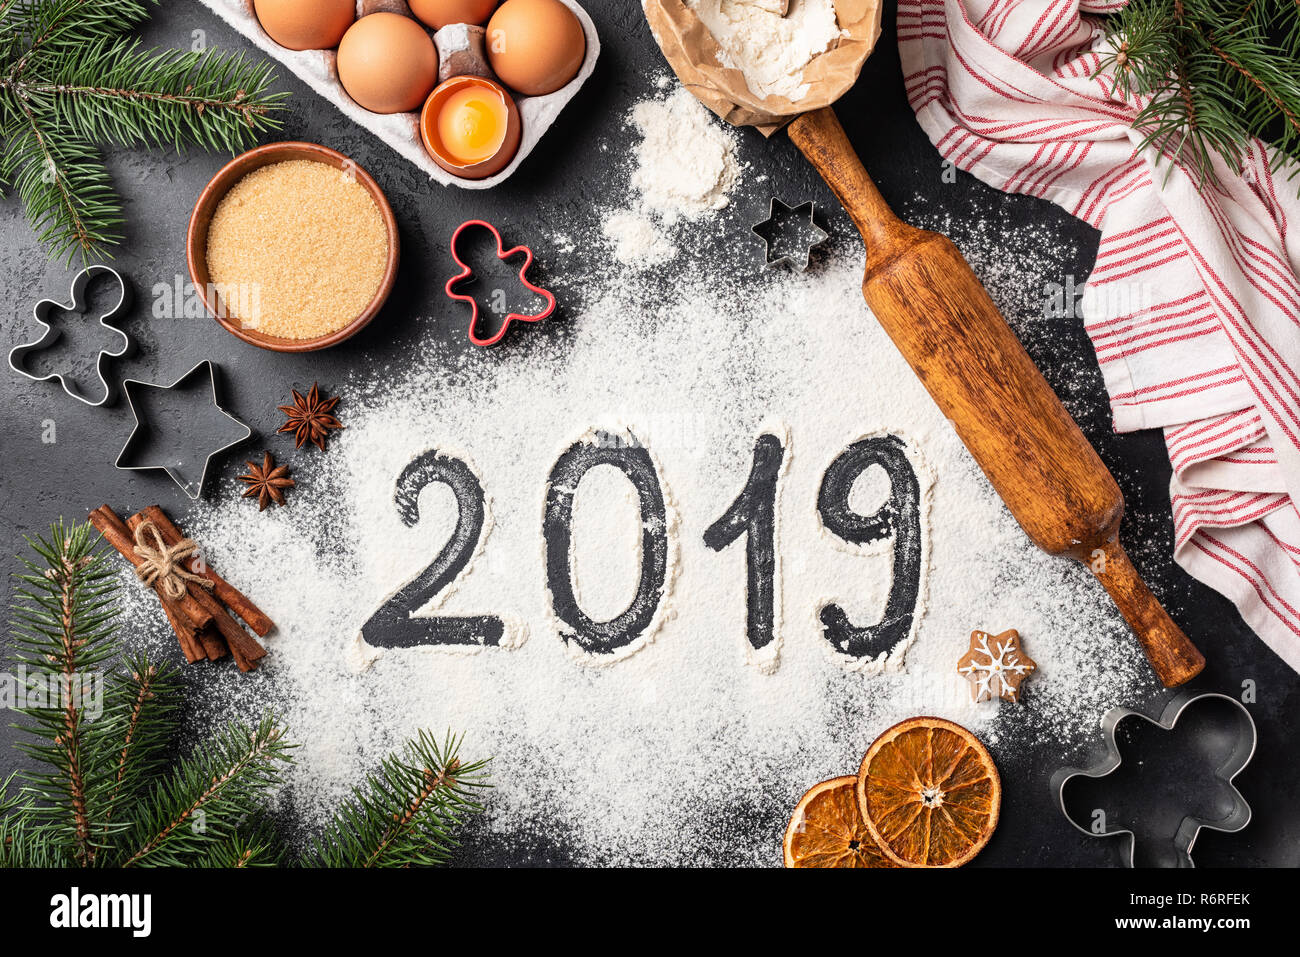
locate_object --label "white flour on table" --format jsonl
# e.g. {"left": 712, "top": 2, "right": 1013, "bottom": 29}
{"left": 107, "top": 82, "right": 1156, "bottom": 866}
{"left": 600, "top": 86, "right": 742, "bottom": 267}
{"left": 115, "top": 240, "right": 1152, "bottom": 866}
{"left": 687, "top": 0, "right": 844, "bottom": 101}
{"left": 602, "top": 211, "right": 678, "bottom": 267}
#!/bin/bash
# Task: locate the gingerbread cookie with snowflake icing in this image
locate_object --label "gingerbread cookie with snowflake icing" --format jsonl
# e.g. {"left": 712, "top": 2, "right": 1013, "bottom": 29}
{"left": 957, "top": 629, "right": 1037, "bottom": 703}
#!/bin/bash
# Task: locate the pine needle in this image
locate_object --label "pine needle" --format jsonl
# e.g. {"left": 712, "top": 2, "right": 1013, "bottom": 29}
{"left": 0, "top": 0, "right": 286, "bottom": 262}
{"left": 116, "top": 716, "right": 294, "bottom": 868}
{"left": 1098, "top": 0, "right": 1300, "bottom": 192}
{"left": 9, "top": 520, "right": 119, "bottom": 865}
{"left": 305, "top": 731, "right": 490, "bottom": 868}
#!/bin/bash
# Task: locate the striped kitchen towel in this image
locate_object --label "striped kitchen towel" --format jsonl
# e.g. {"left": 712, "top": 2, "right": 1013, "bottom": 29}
{"left": 898, "top": 0, "right": 1300, "bottom": 671}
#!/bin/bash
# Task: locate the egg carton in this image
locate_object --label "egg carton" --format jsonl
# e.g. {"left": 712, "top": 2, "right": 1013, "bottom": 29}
{"left": 197, "top": 0, "right": 600, "bottom": 189}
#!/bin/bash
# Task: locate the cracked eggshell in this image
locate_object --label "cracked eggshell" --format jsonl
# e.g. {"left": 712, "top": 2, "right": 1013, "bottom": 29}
{"left": 420, "top": 76, "right": 521, "bottom": 179}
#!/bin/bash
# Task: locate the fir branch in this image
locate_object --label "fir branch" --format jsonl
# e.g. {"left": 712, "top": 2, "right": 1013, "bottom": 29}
{"left": 16, "top": 39, "right": 287, "bottom": 152}
{"left": 0, "top": 109, "right": 123, "bottom": 261}
{"left": 117, "top": 716, "right": 293, "bottom": 868}
{"left": 191, "top": 817, "right": 283, "bottom": 868}
{"left": 1203, "top": 25, "right": 1300, "bottom": 176}
{"left": 0, "top": 774, "right": 55, "bottom": 867}
{"left": 7, "top": 0, "right": 155, "bottom": 75}
{"left": 7, "top": 522, "right": 492, "bottom": 870}
{"left": 0, "top": 792, "right": 65, "bottom": 868}
{"left": 0, "top": 0, "right": 287, "bottom": 261}
{"left": 306, "top": 731, "right": 489, "bottom": 869}
{"left": 98, "top": 655, "right": 179, "bottom": 840}
{"left": 1099, "top": 0, "right": 1300, "bottom": 192}
{"left": 9, "top": 520, "right": 119, "bottom": 865}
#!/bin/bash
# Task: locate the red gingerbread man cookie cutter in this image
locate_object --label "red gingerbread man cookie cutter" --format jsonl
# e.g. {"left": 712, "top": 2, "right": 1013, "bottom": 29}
{"left": 445, "top": 220, "right": 556, "bottom": 347}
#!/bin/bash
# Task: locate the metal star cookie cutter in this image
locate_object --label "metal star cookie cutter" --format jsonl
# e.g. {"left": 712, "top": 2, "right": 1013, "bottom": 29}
{"left": 752, "top": 198, "right": 829, "bottom": 271}
{"left": 1051, "top": 692, "right": 1256, "bottom": 868}
{"left": 8, "top": 265, "right": 132, "bottom": 407}
{"left": 115, "top": 360, "right": 252, "bottom": 500}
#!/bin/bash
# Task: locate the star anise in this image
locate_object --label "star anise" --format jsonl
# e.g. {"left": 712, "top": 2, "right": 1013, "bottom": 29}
{"left": 277, "top": 382, "right": 344, "bottom": 451}
{"left": 238, "top": 452, "right": 295, "bottom": 511}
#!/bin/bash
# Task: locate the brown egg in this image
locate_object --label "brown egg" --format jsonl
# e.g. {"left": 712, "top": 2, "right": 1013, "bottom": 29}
{"left": 254, "top": 0, "right": 355, "bottom": 50}
{"left": 409, "top": 0, "right": 498, "bottom": 29}
{"left": 487, "top": 0, "right": 585, "bottom": 96}
{"left": 337, "top": 13, "right": 439, "bottom": 114}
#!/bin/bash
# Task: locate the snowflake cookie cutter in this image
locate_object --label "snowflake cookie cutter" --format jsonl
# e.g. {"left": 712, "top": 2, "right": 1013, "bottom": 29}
{"left": 445, "top": 219, "right": 556, "bottom": 347}
{"left": 752, "top": 198, "right": 830, "bottom": 272}
{"left": 1051, "top": 692, "right": 1256, "bottom": 868}
{"left": 8, "top": 265, "right": 133, "bottom": 407}
{"left": 115, "top": 360, "right": 252, "bottom": 500}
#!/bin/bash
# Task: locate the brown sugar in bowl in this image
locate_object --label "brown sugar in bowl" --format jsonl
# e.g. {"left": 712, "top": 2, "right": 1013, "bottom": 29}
{"left": 187, "top": 142, "right": 400, "bottom": 353}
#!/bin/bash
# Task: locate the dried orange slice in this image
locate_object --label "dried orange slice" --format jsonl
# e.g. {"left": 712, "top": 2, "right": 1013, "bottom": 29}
{"left": 857, "top": 717, "right": 1000, "bottom": 868}
{"left": 783, "top": 775, "right": 897, "bottom": 868}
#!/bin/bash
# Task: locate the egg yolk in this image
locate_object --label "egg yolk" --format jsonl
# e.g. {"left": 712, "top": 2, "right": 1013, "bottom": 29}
{"left": 436, "top": 88, "right": 508, "bottom": 165}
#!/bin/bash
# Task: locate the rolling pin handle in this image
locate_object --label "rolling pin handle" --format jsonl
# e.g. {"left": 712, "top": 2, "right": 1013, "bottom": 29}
{"left": 1089, "top": 537, "right": 1206, "bottom": 687}
{"left": 787, "top": 106, "right": 911, "bottom": 268}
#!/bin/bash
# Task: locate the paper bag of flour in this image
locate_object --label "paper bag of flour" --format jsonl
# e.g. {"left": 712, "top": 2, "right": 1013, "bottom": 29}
{"left": 644, "top": 0, "right": 882, "bottom": 136}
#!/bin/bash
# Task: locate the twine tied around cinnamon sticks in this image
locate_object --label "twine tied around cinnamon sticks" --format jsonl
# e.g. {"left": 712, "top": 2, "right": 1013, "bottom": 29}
{"left": 131, "top": 521, "right": 214, "bottom": 602}
{"left": 90, "top": 504, "right": 273, "bottom": 672}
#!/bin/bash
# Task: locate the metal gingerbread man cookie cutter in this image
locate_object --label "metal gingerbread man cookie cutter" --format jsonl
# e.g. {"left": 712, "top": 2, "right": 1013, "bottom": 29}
{"left": 1052, "top": 692, "right": 1256, "bottom": 868}
{"left": 9, "top": 265, "right": 132, "bottom": 407}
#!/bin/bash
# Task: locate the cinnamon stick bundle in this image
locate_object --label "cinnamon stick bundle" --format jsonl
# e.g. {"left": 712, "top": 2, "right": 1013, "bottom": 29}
{"left": 129, "top": 508, "right": 268, "bottom": 672}
{"left": 89, "top": 506, "right": 216, "bottom": 640}
{"left": 158, "top": 594, "right": 207, "bottom": 665}
{"left": 122, "top": 511, "right": 229, "bottom": 663}
{"left": 89, "top": 503, "right": 274, "bottom": 673}
{"left": 139, "top": 506, "right": 274, "bottom": 637}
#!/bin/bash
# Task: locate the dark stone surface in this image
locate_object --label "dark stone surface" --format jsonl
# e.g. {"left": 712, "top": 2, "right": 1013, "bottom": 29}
{"left": 1, "top": 1, "right": 1295, "bottom": 867}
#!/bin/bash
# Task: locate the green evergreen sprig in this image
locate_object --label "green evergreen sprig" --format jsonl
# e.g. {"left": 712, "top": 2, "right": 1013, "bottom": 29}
{"left": 98, "top": 652, "right": 179, "bottom": 839}
{"left": 3, "top": 521, "right": 293, "bottom": 867}
{"left": 0, "top": 0, "right": 287, "bottom": 262}
{"left": 1098, "top": 0, "right": 1300, "bottom": 191}
{"left": 306, "top": 730, "right": 489, "bottom": 868}
{"left": 8, "top": 519, "right": 122, "bottom": 864}
{"left": 2, "top": 521, "right": 490, "bottom": 869}
{"left": 118, "top": 716, "right": 292, "bottom": 868}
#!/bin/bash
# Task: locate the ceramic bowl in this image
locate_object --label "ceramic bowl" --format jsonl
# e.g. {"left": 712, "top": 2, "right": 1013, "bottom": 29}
{"left": 186, "top": 141, "right": 400, "bottom": 353}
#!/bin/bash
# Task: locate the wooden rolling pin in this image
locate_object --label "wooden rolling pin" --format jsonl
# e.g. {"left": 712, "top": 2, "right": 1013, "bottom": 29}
{"left": 787, "top": 107, "right": 1205, "bottom": 687}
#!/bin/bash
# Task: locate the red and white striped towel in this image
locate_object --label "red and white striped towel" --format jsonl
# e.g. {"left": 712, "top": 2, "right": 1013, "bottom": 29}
{"left": 898, "top": 0, "right": 1300, "bottom": 671}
